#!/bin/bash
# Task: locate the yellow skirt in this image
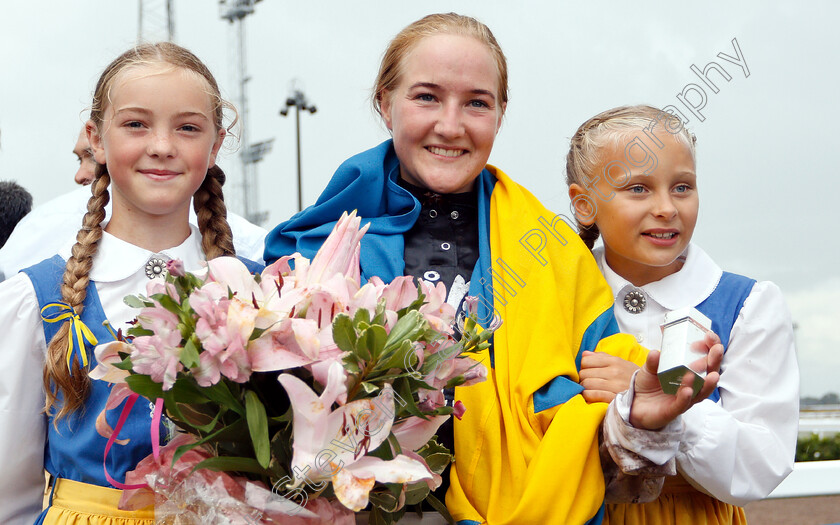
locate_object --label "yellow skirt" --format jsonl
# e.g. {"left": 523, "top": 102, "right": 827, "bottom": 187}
{"left": 605, "top": 474, "right": 747, "bottom": 525}
{"left": 42, "top": 478, "right": 154, "bottom": 525}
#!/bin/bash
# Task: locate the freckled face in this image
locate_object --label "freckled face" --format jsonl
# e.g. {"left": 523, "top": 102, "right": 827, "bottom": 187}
{"left": 88, "top": 65, "right": 224, "bottom": 223}
{"left": 380, "top": 34, "right": 504, "bottom": 194}
{"left": 571, "top": 133, "right": 698, "bottom": 286}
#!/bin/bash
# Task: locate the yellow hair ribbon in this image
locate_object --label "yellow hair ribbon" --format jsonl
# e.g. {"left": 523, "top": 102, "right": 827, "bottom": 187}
{"left": 40, "top": 302, "right": 98, "bottom": 373}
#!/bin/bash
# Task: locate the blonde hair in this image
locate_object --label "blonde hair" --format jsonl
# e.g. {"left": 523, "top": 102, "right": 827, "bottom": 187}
{"left": 566, "top": 104, "right": 696, "bottom": 249}
{"left": 45, "top": 43, "right": 237, "bottom": 422}
{"left": 372, "top": 12, "right": 509, "bottom": 118}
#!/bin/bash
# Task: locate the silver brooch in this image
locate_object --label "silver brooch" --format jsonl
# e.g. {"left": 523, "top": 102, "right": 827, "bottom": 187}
{"left": 623, "top": 289, "right": 646, "bottom": 314}
{"left": 145, "top": 257, "right": 168, "bottom": 280}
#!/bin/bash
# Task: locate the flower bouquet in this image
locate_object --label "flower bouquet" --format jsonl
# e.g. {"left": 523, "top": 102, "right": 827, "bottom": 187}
{"left": 91, "top": 212, "right": 493, "bottom": 524}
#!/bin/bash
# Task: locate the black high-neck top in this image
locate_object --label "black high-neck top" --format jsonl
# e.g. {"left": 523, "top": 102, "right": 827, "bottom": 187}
{"left": 398, "top": 177, "right": 480, "bottom": 503}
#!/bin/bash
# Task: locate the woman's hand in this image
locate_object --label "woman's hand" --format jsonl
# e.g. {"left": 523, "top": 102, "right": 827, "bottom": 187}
{"left": 629, "top": 331, "right": 724, "bottom": 430}
{"left": 579, "top": 351, "right": 640, "bottom": 403}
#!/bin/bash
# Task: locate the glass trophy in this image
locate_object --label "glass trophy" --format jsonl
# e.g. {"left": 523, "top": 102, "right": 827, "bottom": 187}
{"left": 657, "top": 307, "right": 712, "bottom": 396}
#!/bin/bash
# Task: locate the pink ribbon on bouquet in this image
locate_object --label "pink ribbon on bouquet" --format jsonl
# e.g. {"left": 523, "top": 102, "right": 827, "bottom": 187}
{"left": 103, "top": 394, "right": 165, "bottom": 490}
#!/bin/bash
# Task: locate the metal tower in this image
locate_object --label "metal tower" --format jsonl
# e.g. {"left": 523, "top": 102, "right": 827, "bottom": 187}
{"left": 220, "top": 0, "right": 269, "bottom": 225}
{"left": 137, "top": 0, "right": 174, "bottom": 42}
{"left": 280, "top": 86, "right": 317, "bottom": 212}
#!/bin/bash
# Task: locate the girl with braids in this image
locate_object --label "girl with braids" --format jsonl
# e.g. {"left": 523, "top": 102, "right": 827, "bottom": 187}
{"left": 265, "top": 14, "right": 723, "bottom": 524}
{"left": 0, "top": 42, "right": 258, "bottom": 524}
{"left": 567, "top": 105, "right": 798, "bottom": 525}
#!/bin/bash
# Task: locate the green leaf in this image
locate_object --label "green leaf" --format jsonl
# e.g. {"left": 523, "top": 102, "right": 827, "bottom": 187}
{"left": 123, "top": 295, "right": 152, "bottom": 309}
{"left": 245, "top": 390, "right": 271, "bottom": 468}
{"left": 403, "top": 480, "right": 431, "bottom": 505}
{"left": 170, "top": 377, "right": 211, "bottom": 405}
{"left": 249, "top": 327, "right": 268, "bottom": 341}
{"left": 415, "top": 439, "right": 452, "bottom": 475}
{"left": 371, "top": 297, "right": 387, "bottom": 326}
{"left": 359, "top": 381, "right": 379, "bottom": 394}
{"left": 113, "top": 358, "right": 134, "bottom": 371}
{"left": 367, "top": 505, "right": 391, "bottom": 525}
{"left": 125, "top": 374, "right": 164, "bottom": 400}
{"left": 202, "top": 381, "right": 245, "bottom": 416}
{"left": 395, "top": 285, "right": 427, "bottom": 317}
{"left": 156, "top": 294, "right": 181, "bottom": 315}
{"left": 192, "top": 455, "right": 269, "bottom": 476}
{"left": 421, "top": 344, "right": 461, "bottom": 377}
{"left": 169, "top": 418, "right": 249, "bottom": 465}
{"left": 360, "top": 325, "right": 388, "bottom": 361}
{"left": 342, "top": 356, "right": 362, "bottom": 374}
{"left": 425, "top": 494, "right": 455, "bottom": 524}
{"left": 126, "top": 327, "right": 154, "bottom": 338}
{"left": 369, "top": 489, "right": 401, "bottom": 512}
{"left": 332, "top": 314, "right": 357, "bottom": 353}
{"left": 180, "top": 338, "right": 200, "bottom": 368}
{"left": 375, "top": 339, "right": 416, "bottom": 372}
{"left": 384, "top": 310, "right": 426, "bottom": 350}
{"left": 163, "top": 386, "right": 222, "bottom": 433}
{"left": 354, "top": 307, "right": 371, "bottom": 326}
{"left": 394, "top": 378, "right": 424, "bottom": 418}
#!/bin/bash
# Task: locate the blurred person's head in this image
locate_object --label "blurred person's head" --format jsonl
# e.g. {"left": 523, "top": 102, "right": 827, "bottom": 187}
{"left": 73, "top": 126, "right": 96, "bottom": 185}
{"left": 0, "top": 180, "right": 33, "bottom": 247}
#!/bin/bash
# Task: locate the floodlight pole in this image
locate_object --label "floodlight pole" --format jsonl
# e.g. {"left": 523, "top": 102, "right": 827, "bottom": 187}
{"left": 280, "top": 89, "right": 316, "bottom": 212}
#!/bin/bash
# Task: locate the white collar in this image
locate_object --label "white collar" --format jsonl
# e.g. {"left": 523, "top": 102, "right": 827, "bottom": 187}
{"left": 594, "top": 243, "right": 722, "bottom": 310}
{"left": 58, "top": 224, "right": 206, "bottom": 283}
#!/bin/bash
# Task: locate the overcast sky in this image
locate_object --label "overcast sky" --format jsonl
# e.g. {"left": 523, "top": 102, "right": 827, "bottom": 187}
{"left": 1, "top": 1, "right": 837, "bottom": 396}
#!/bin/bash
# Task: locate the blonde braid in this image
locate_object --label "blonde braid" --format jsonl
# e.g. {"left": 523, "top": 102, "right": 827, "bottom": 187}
{"left": 194, "top": 165, "right": 235, "bottom": 260}
{"left": 43, "top": 166, "right": 111, "bottom": 422}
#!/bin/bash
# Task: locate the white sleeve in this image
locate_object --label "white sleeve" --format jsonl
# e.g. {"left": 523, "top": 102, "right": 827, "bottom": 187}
{"left": 0, "top": 273, "right": 48, "bottom": 524}
{"left": 677, "top": 281, "right": 799, "bottom": 505}
{"left": 226, "top": 212, "right": 268, "bottom": 265}
{"left": 0, "top": 189, "right": 88, "bottom": 281}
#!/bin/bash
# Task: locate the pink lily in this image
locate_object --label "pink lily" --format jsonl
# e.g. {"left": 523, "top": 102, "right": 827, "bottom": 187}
{"left": 391, "top": 414, "right": 451, "bottom": 452}
{"left": 95, "top": 383, "right": 135, "bottom": 443}
{"left": 306, "top": 211, "right": 369, "bottom": 286}
{"left": 90, "top": 341, "right": 131, "bottom": 384}
{"left": 277, "top": 362, "right": 432, "bottom": 512}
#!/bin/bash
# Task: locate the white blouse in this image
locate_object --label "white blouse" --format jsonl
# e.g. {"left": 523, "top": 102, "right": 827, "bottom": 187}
{"left": 0, "top": 186, "right": 268, "bottom": 282}
{"left": 595, "top": 243, "right": 799, "bottom": 505}
{"left": 0, "top": 226, "right": 206, "bottom": 525}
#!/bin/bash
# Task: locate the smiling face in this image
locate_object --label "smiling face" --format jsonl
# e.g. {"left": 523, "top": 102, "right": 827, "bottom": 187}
{"left": 88, "top": 64, "right": 224, "bottom": 225}
{"left": 379, "top": 34, "right": 505, "bottom": 194}
{"left": 570, "top": 133, "right": 698, "bottom": 286}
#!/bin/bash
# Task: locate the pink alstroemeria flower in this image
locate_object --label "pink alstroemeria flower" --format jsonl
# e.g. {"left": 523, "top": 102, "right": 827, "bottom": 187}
{"left": 277, "top": 362, "right": 433, "bottom": 512}
{"left": 136, "top": 304, "right": 180, "bottom": 336}
{"left": 418, "top": 280, "right": 456, "bottom": 332}
{"left": 145, "top": 280, "right": 180, "bottom": 303}
{"left": 380, "top": 276, "right": 419, "bottom": 312}
{"left": 425, "top": 355, "right": 488, "bottom": 390}
{"left": 131, "top": 330, "right": 183, "bottom": 391}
